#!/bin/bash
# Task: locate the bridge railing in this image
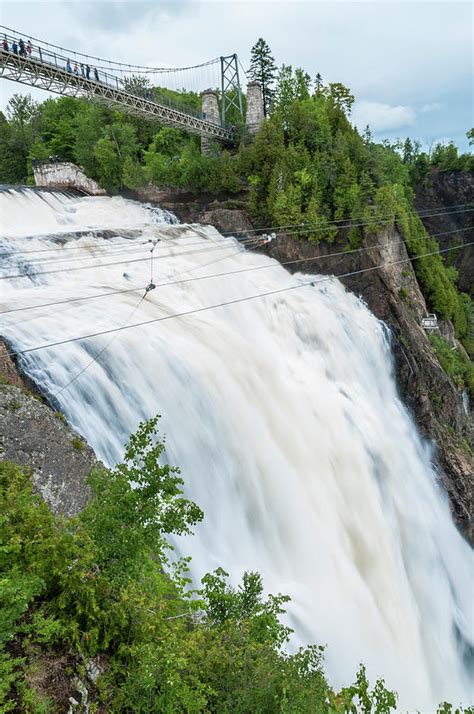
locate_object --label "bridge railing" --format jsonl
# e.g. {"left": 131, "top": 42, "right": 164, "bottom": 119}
{"left": 1, "top": 29, "right": 222, "bottom": 126}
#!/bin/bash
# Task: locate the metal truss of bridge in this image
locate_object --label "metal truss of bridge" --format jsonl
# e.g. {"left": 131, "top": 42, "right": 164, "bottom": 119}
{"left": 0, "top": 33, "right": 238, "bottom": 143}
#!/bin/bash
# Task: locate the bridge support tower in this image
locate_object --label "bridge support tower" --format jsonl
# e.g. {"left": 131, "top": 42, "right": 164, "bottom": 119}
{"left": 246, "top": 81, "right": 264, "bottom": 136}
{"left": 201, "top": 89, "right": 220, "bottom": 154}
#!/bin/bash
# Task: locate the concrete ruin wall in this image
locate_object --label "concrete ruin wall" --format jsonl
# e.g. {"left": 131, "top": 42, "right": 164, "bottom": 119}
{"left": 33, "top": 162, "right": 106, "bottom": 195}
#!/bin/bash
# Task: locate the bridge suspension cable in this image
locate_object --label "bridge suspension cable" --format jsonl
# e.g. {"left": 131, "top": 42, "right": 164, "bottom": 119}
{"left": 0, "top": 25, "right": 221, "bottom": 74}
{"left": 0, "top": 27, "right": 241, "bottom": 139}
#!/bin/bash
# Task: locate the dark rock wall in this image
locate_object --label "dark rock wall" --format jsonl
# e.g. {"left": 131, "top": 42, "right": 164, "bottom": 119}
{"left": 414, "top": 169, "right": 474, "bottom": 294}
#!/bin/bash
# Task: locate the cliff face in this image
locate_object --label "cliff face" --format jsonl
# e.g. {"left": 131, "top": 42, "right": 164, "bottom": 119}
{"left": 0, "top": 340, "right": 97, "bottom": 517}
{"left": 414, "top": 169, "right": 474, "bottom": 294}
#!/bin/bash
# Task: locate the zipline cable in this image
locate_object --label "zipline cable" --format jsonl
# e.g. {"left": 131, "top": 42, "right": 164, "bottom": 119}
{"left": 2, "top": 209, "right": 472, "bottom": 280}
{"left": 2, "top": 204, "right": 472, "bottom": 260}
{"left": 0, "top": 241, "right": 259, "bottom": 281}
{"left": 5, "top": 240, "right": 473, "bottom": 359}
{"left": 15, "top": 235, "right": 263, "bottom": 269}
{"left": 52, "top": 288, "right": 152, "bottom": 398}
{"left": 218, "top": 205, "right": 474, "bottom": 236}
{"left": 1, "top": 227, "right": 471, "bottom": 317}
{"left": 0, "top": 285, "right": 149, "bottom": 317}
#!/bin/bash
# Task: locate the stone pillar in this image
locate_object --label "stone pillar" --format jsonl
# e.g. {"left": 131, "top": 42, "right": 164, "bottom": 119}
{"left": 246, "top": 81, "right": 264, "bottom": 136}
{"left": 201, "top": 89, "right": 220, "bottom": 154}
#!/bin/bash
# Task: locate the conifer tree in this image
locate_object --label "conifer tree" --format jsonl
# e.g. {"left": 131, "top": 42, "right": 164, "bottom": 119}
{"left": 248, "top": 38, "right": 277, "bottom": 117}
{"left": 314, "top": 72, "right": 324, "bottom": 94}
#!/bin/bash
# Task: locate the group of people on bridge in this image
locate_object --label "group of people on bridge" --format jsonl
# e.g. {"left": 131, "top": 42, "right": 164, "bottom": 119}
{"left": 65, "top": 60, "right": 100, "bottom": 82}
{"left": 2, "top": 35, "right": 102, "bottom": 83}
{"left": 2, "top": 36, "right": 32, "bottom": 57}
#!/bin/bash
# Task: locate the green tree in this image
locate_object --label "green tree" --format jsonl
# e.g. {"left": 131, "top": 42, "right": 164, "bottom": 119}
{"left": 122, "top": 73, "right": 152, "bottom": 97}
{"left": 36, "top": 96, "right": 81, "bottom": 160}
{"left": 324, "top": 82, "right": 355, "bottom": 116}
{"left": 430, "top": 141, "right": 461, "bottom": 170}
{"left": 2, "top": 94, "right": 39, "bottom": 182}
{"left": 93, "top": 121, "right": 139, "bottom": 191}
{"left": 402, "top": 137, "right": 414, "bottom": 164}
{"left": 0, "top": 113, "right": 27, "bottom": 183}
{"left": 73, "top": 103, "right": 106, "bottom": 178}
{"left": 122, "top": 156, "right": 146, "bottom": 189}
{"left": 248, "top": 37, "right": 277, "bottom": 117}
{"left": 80, "top": 416, "right": 203, "bottom": 583}
{"left": 314, "top": 72, "right": 324, "bottom": 94}
{"left": 5, "top": 93, "right": 39, "bottom": 131}
{"left": 362, "top": 124, "right": 373, "bottom": 144}
{"left": 273, "top": 65, "right": 312, "bottom": 129}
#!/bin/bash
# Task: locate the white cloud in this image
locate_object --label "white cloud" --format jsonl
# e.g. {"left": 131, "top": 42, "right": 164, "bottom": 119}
{"left": 420, "top": 103, "right": 442, "bottom": 113}
{"left": 352, "top": 101, "right": 416, "bottom": 132}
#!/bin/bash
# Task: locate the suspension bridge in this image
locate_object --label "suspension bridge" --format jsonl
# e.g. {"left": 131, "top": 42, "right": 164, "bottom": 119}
{"left": 0, "top": 27, "right": 263, "bottom": 145}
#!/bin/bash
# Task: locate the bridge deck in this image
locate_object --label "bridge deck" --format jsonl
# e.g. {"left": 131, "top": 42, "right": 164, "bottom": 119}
{"left": 0, "top": 49, "right": 234, "bottom": 142}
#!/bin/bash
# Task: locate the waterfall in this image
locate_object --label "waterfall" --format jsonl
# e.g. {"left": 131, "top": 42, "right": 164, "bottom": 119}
{"left": 1, "top": 187, "right": 472, "bottom": 711}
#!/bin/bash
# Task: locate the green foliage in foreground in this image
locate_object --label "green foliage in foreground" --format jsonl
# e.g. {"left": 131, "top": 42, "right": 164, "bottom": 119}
{"left": 1, "top": 419, "right": 472, "bottom": 712}
{"left": 0, "top": 417, "right": 403, "bottom": 713}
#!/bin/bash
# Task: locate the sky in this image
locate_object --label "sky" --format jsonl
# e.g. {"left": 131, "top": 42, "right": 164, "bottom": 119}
{"left": 0, "top": 0, "right": 472, "bottom": 150}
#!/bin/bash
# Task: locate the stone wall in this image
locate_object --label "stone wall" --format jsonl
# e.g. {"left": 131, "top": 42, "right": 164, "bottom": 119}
{"left": 201, "top": 90, "right": 220, "bottom": 154}
{"left": 246, "top": 81, "right": 264, "bottom": 135}
{"left": 33, "top": 161, "right": 106, "bottom": 195}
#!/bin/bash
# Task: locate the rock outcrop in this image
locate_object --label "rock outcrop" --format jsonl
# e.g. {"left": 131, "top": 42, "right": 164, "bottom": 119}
{"left": 125, "top": 186, "right": 253, "bottom": 235}
{"left": 0, "top": 384, "right": 96, "bottom": 517}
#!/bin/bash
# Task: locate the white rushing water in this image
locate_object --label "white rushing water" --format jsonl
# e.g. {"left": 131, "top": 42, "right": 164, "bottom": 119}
{"left": 1, "top": 188, "right": 473, "bottom": 711}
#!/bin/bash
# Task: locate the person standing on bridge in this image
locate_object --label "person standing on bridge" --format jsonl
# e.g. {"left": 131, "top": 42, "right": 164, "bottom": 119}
{"left": 12, "top": 39, "right": 18, "bottom": 54}
{"left": 18, "top": 39, "right": 26, "bottom": 57}
{"left": 94, "top": 67, "right": 99, "bottom": 81}
{"left": 66, "top": 59, "right": 72, "bottom": 73}
{"left": 27, "top": 40, "right": 33, "bottom": 56}
{"left": 85, "top": 64, "right": 90, "bottom": 79}
{"left": 2, "top": 37, "right": 8, "bottom": 52}
{"left": 80, "top": 63, "right": 85, "bottom": 77}
{"left": 73, "top": 63, "right": 79, "bottom": 75}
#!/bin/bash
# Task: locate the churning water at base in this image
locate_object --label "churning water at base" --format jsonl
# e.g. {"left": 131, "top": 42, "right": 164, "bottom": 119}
{"left": 1, "top": 188, "right": 472, "bottom": 711}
